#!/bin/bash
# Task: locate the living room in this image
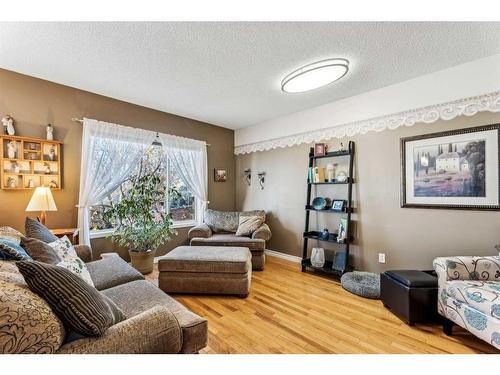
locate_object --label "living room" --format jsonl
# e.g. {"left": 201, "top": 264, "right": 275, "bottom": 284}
{"left": 1, "top": 1, "right": 500, "bottom": 372}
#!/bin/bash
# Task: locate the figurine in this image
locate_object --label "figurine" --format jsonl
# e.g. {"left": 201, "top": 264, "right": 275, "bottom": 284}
{"left": 7, "top": 177, "right": 17, "bottom": 188}
{"left": 339, "top": 142, "right": 345, "bottom": 152}
{"left": 44, "top": 162, "right": 51, "bottom": 174}
{"left": 11, "top": 161, "right": 20, "bottom": 174}
{"left": 46, "top": 123, "right": 54, "bottom": 141}
{"left": 7, "top": 141, "right": 17, "bottom": 159}
{"left": 321, "top": 228, "right": 330, "bottom": 240}
{"left": 49, "top": 180, "right": 58, "bottom": 188}
{"left": 1, "top": 115, "right": 15, "bottom": 135}
{"left": 49, "top": 145, "right": 56, "bottom": 161}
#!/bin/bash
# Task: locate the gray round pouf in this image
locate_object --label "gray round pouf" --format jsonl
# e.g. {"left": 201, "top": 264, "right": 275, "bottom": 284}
{"left": 340, "top": 271, "right": 380, "bottom": 299}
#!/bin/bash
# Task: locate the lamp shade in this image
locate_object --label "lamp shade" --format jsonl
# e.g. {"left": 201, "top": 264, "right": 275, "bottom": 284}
{"left": 26, "top": 187, "right": 58, "bottom": 212}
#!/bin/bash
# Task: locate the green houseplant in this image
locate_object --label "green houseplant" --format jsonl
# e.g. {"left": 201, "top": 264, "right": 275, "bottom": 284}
{"left": 104, "top": 157, "right": 177, "bottom": 274}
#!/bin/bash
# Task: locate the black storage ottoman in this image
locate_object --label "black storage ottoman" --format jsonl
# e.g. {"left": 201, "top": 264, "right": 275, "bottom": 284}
{"left": 380, "top": 270, "right": 438, "bottom": 325}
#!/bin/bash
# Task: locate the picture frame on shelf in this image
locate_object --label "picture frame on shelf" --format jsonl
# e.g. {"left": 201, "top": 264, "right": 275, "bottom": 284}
{"left": 314, "top": 143, "right": 327, "bottom": 156}
{"left": 401, "top": 124, "right": 499, "bottom": 210}
{"left": 331, "top": 200, "right": 346, "bottom": 211}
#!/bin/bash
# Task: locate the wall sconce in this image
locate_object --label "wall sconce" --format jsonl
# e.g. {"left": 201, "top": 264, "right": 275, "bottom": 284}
{"left": 244, "top": 169, "right": 252, "bottom": 186}
{"left": 257, "top": 172, "right": 266, "bottom": 190}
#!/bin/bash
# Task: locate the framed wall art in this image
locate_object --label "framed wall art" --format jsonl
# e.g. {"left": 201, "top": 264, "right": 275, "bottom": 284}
{"left": 214, "top": 168, "right": 227, "bottom": 182}
{"left": 401, "top": 124, "right": 499, "bottom": 210}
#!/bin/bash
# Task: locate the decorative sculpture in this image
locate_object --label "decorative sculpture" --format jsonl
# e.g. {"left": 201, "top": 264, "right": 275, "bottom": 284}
{"left": 1, "top": 115, "right": 15, "bottom": 135}
{"left": 7, "top": 141, "right": 17, "bottom": 159}
{"left": 46, "top": 123, "right": 54, "bottom": 141}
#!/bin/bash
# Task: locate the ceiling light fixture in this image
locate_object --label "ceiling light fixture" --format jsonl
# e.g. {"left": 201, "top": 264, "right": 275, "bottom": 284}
{"left": 281, "top": 58, "right": 349, "bottom": 94}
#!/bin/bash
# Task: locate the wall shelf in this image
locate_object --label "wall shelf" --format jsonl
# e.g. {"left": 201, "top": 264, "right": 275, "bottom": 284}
{"left": 1, "top": 135, "right": 62, "bottom": 190}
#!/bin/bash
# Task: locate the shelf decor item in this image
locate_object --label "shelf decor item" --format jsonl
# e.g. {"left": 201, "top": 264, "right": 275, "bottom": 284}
{"left": 25, "top": 187, "right": 58, "bottom": 225}
{"left": 337, "top": 218, "right": 347, "bottom": 243}
{"left": 401, "top": 123, "right": 499, "bottom": 210}
{"left": 311, "top": 247, "right": 325, "bottom": 268}
{"left": 7, "top": 141, "right": 16, "bottom": 159}
{"left": 336, "top": 170, "right": 348, "bottom": 182}
{"left": 314, "top": 143, "right": 327, "bottom": 156}
{"left": 331, "top": 200, "right": 346, "bottom": 211}
{"left": 321, "top": 228, "right": 330, "bottom": 240}
{"left": 46, "top": 123, "right": 54, "bottom": 141}
{"left": 1, "top": 115, "right": 15, "bottom": 136}
{"left": 326, "top": 163, "right": 336, "bottom": 182}
{"left": 302, "top": 141, "right": 355, "bottom": 278}
{"left": 311, "top": 197, "right": 327, "bottom": 210}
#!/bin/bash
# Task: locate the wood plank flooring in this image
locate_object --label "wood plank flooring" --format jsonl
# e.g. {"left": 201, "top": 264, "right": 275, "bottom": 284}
{"left": 146, "top": 255, "right": 497, "bottom": 354}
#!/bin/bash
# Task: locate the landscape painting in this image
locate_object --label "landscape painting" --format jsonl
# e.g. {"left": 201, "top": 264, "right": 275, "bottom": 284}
{"left": 413, "top": 139, "right": 485, "bottom": 197}
{"left": 401, "top": 124, "right": 499, "bottom": 210}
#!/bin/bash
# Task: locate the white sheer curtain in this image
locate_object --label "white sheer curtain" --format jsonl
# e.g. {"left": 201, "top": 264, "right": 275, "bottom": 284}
{"left": 78, "top": 118, "right": 156, "bottom": 245}
{"left": 158, "top": 133, "right": 208, "bottom": 223}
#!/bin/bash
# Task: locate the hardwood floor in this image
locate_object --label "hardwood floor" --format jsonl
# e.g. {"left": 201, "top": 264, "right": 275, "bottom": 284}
{"left": 147, "top": 255, "right": 497, "bottom": 354}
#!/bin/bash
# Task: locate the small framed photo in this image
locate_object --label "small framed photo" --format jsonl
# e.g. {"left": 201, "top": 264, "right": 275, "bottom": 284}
{"left": 214, "top": 168, "right": 227, "bottom": 182}
{"left": 331, "top": 200, "right": 346, "bottom": 211}
{"left": 314, "top": 143, "right": 327, "bottom": 156}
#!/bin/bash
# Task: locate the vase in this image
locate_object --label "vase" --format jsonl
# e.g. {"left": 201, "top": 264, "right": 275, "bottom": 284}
{"left": 129, "top": 248, "right": 156, "bottom": 274}
{"left": 311, "top": 247, "right": 325, "bottom": 268}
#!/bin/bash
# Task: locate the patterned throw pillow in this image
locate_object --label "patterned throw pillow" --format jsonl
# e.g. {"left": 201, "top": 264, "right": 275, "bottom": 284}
{"left": 48, "top": 236, "right": 94, "bottom": 286}
{"left": 235, "top": 215, "right": 265, "bottom": 237}
{"left": 25, "top": 217, "right": 59, "bottom": 243}
{"left": 0, "top": 239, "right": 33, "bottom": 261}
{"left": 0, "top": 226, "right": 23, "bottom": 245}
{"left": 0, "top": 266, "right": 66, "bottom": 353}
{"left": 16, "top": 261, "right": 125, "bottom": 337}
{"left": 21, "top": 237, "right": 62, "bottom": 265}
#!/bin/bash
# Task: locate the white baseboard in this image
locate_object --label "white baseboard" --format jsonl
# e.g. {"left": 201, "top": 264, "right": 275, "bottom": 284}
{"left": 265, "top": 249, "right": 301, "bottom": 263}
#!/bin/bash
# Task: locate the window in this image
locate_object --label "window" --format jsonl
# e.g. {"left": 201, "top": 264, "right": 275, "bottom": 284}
{"left": 89, "top": 145, "right": 196, "bottom": 233}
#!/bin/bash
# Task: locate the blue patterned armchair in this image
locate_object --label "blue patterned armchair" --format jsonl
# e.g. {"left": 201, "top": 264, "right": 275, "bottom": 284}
{"left": 433, "top": 256, "right": 500, "bottom": 350}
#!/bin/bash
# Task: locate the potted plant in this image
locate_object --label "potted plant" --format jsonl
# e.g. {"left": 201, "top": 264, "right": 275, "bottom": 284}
{"left": 104, "top": 158, "right": 177, "bottom": 274}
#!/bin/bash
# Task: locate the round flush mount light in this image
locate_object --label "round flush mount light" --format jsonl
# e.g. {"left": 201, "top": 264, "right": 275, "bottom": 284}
{"left": 281, "top": 58, "right": 349, "bottom": 93}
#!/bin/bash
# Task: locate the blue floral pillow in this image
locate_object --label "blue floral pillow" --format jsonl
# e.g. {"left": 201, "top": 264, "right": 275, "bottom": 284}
{"left": 0, "top": 238, "right": 32, "bottom": 261}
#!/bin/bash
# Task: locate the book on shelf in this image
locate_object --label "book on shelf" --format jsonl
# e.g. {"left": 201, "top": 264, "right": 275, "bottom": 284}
{"left": 313, "top": 166, "right": 325, "bottom": 183}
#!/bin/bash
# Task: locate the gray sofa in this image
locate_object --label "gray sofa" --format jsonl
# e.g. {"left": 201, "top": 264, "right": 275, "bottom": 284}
{"left": 1, "top": 243, "right": 208, "bottom": 354}
{"left": 188, "top": 209, "right": 272, "bottom": 271}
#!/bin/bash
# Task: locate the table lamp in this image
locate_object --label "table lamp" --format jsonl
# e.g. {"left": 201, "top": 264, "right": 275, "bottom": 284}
{"left": 26, "top": 187, "right": 57, "bottom": 225}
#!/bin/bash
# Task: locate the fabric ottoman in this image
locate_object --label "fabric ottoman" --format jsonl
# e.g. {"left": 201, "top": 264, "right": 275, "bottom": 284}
{"left": 158, "top": 246, "right": 252, "bottom": 297}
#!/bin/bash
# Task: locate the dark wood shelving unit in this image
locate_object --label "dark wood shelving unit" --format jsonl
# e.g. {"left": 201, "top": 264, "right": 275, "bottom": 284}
{"left": 302, "top": 141, "right": 355, "bottom": 277}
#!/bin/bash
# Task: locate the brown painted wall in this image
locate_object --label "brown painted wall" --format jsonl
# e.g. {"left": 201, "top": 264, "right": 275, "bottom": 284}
{"left": 0, "top": 68, "right": 235, "bottom": 259}
{"left": 236, "top": 111, "right": 500, "bottom": 273}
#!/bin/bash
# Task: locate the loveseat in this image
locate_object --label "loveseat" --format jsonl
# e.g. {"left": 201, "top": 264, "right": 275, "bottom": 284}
{"left": 1, "top": 240, "right": 208, "bottom": 354}
{"left": 188, "top": 209, "right": 271, "bottom": 270}
{"left": 433, "top": 255, "right": 500, "bottom": 350}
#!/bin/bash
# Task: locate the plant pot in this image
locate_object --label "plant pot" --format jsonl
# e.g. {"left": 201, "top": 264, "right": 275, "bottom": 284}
{"left": 129, "top": 249, "right": 156, "bottom": 274}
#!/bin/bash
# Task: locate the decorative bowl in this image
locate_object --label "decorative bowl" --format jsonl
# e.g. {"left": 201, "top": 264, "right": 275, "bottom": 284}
{"left": 312, "top": 197, "right": 327, "bottom": 210}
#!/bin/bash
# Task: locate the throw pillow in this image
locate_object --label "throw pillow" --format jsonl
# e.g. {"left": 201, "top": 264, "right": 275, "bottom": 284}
{"left": 0, "top": 239, "right": 32, "bottom": 261}
{"left": 235, "top": 215, "right": 264, "bottom": 237}
{"left": 21, "top": 237, "right": 62, "bottom": 265}
{"left": 16, "top": 261, "right": 125, "bottom": 337}
{"left": 25, "top": 217, "right": 59, "bottom": 243}
{"left": 0, "top": 264, "right": 66, "bottom": 354}
{"left": 48, "top": 236, "right": 94, "bottom": 286}
{"left": 0, "top": 226, "right": 23, "bottom": 245}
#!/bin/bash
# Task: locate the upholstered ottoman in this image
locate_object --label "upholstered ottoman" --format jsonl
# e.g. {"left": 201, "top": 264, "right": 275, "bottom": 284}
{"left": 158, "top": 246, "right": 252, "bottom": 297}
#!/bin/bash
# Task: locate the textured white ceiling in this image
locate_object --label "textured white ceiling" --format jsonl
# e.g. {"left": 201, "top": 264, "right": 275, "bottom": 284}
{"left": 0, "top": 22, "right": 499, "bottom": 129}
